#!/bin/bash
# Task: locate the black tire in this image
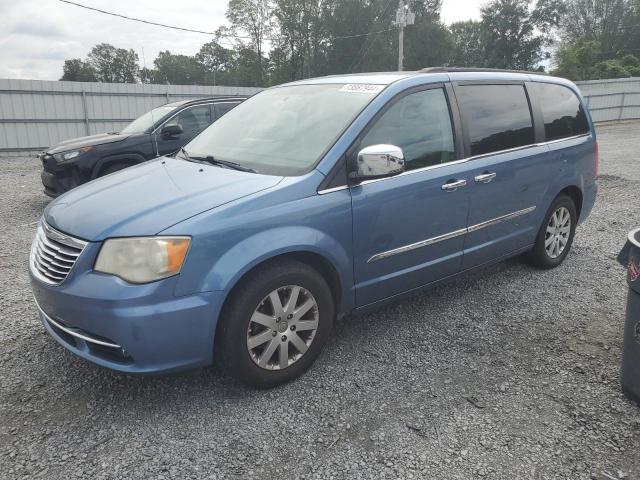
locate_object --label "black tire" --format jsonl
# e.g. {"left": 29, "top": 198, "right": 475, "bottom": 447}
{"left": 100, "top": 162, "right": 131, "bottom": 177}
{"left": 527, "top": 194, "right": 577, "bottom": 269}
{"left": 215, "top": 259, "right": 334, "bottom": 388}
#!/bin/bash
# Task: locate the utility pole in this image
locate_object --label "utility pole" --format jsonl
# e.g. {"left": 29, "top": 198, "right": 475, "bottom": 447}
{"left": 395, "top": 0, "right": 415, "bottom": 71}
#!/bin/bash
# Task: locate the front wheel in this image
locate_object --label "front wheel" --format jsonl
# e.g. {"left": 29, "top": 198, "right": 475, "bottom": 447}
{"left": 527, "top": 194, "right": 577, "bottom": 269}
{"left": 215, "top": 259, "right": 334, "bottom": 388}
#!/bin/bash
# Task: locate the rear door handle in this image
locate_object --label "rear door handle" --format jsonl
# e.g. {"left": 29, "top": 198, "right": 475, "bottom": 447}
{"left": 474, "top": 172, "right": 497, "bottom": 183}
{"left": 441, "top": 179, "right": 467, "bottom": 191}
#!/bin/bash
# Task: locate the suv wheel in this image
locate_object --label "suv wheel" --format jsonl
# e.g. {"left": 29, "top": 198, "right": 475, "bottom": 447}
{"left": 528, "top": 194, "right": 577, "bottom": 269}
{"left": 215, "top": 259, "right": 334, "bottom": 388}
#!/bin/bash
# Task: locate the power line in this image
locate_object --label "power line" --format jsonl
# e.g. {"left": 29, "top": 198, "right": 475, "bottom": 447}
{"left": 58, "top": 0, "right": 254, "bottom": 39}
{"left": 57, "top": 0, "right": 393, "bottom": 41}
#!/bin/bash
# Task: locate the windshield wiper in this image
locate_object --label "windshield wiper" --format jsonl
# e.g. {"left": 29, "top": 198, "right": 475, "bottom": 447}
{"left": 193, "top": 155, "right": 256, "bottom": 173}
{"left": 177, "top": 148, "right": 256, "bottom": 173}
{"left": 177, "top": 147, "right": 196, "bottom": 162}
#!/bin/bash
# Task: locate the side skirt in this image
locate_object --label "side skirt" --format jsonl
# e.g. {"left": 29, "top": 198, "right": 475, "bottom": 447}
{"left": 351, "top": 244, "right": 534, "bottom": 317}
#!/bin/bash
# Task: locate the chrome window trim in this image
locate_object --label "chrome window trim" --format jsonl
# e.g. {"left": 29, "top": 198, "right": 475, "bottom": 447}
{"left": 318, "top": 185, "right": 349, "bottom": 195}
{"left": 367, "top": 206, "right": 536, "bottom": 263}
{"left": 544, "top": 132, "right": 591, "bottom": 145}
{"left": 318, "top": 133, "right": 592, "bottom": 193}
{"left": 34, "top": 297, "right": 122, "bottom": 349}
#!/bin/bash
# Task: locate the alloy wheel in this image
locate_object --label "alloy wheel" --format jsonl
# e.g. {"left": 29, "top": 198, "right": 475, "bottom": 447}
{"left": 545, "top": 206, "right": 571, "bottom": 259}
{"left": 246, "top": 285, "right": 319, "bottom": 370}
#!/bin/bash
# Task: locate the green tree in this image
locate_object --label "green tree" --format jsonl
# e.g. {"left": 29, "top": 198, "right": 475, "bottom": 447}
{"left": 559, "top": 0, "right": 638, "bottom": 57}
{"left": 232, "top": 46, "right": 268, "bottom": 86}
{"left": 552, "top": 38, "right": 601, "bottom": 80}
{"left": 271, "top": 0, "right": 324, "bottom": 81}
{"left": 552, "top": 38, "right": 640, "bottom": 80}
{"left": 196, "top": 40, "right": 238, "bottom": 85}
{"left": 150, "top": 51, "right": 204, "bottom": 85}
{"left": 60, "top": 59, "right": 97, "bottom": 82}
{"left": 480, "top": 0, "right": 562, "bottom": 70}
{"left": 87, "top": 43, "right": 140, "bottom": 83}
{"left": 322, "top": 0, "right": 386, "bottom": 75}
{"left": 226, "top": 0, "right": 274, "bottom": 83}
{"left": 403, "top": 1, "right": 452, "bottom": 70}
{"left": 448, "top": 20, "right": 485, "bottom": 67}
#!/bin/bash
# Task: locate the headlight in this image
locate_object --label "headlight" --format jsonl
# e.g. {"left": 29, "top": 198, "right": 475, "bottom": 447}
{"left": 54, "top": 145, "right": 93, "bottom": 162}
{"left": 95, "top": 237, "right": 191, "bottom": 284}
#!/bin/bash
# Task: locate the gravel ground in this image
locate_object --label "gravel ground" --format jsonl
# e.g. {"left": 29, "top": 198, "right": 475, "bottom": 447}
{"left": 1, "top": 122, "right": 640, "bottom": 480}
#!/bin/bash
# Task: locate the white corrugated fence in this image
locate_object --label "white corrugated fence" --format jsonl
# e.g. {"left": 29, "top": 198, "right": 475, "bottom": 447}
{"left": 576, "top": 77, "right": 640, "bottom": 123}
{"left": 0, "top": 76, "right": 638, "bottom": 155}
{"left": 0, "top": 79, "right": 262, "bottom": 156}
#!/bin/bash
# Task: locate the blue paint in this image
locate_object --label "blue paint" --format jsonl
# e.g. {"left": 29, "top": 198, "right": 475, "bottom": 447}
{"left": 31, "top": 71, "right": 598, "bottom": 373}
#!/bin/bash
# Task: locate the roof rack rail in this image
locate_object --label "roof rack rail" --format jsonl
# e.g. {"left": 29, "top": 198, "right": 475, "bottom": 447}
{"left": 419, "top": 67, "right": 551, "bottom": 76}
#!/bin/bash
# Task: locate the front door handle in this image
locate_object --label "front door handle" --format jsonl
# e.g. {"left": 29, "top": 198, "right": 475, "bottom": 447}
{"left": 441, "top": 179, "right": 467, "bottom": 192}
{"left": 474, "top": 172, "right": 496, "bottom": 183}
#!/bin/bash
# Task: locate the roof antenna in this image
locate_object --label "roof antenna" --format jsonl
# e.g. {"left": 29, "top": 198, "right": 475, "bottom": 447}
{"left": 141, "top": 46, "right": 160, "bottom": 157}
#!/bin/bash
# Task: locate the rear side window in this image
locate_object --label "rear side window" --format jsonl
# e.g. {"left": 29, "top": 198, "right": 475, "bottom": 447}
{"left": 530, "top": 82, "right": 589, "bottom": 141}
{"left": 457, "top": 84, "right": 534, "bottom": 156}
{"left": 359, "top": 88, "right": 456, "bottom": 170}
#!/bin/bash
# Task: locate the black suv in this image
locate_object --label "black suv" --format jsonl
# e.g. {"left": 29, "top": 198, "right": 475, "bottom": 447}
{"left": 39, "top": 96, "right": 246, "bottom": 197}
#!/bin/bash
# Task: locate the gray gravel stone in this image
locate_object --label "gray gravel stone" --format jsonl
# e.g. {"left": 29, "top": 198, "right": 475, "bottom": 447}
{"left": 1, "top": 122, "right": 640, "bottom": 479}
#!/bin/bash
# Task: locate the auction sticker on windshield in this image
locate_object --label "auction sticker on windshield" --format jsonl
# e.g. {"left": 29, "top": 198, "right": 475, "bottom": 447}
{"left": 340, "top": 84, "right": 385, "bottom": 94}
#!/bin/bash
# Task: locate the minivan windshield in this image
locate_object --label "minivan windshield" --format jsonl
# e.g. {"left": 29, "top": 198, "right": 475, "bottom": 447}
{"left": 183, "top": 84, "right": 382, "bottom": 176}
{"left": 121, "top": 105, "right": 177, "bottom": 134}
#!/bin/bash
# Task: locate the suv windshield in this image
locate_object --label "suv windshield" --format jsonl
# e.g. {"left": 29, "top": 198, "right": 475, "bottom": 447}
{"left": 184, "top": 84, "right": 382, "bottom": 176}
{"left": 121, "top": 105, "right": 177, "bottom": 134}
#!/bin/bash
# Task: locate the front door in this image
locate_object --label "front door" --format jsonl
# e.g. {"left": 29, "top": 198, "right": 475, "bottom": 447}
{"left": 351, "top": 86, "right": 470, "bottom": 307}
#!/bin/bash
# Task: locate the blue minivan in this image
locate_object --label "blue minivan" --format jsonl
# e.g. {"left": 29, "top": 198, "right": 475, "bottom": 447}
{"left": 30, "top": 68, "right": 598, "bottom": 387}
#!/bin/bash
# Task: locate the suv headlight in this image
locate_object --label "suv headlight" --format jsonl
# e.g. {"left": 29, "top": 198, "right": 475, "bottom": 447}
{"left": 54, "top": 145, "right": 93, "bottom": 162}
{"left": 95, "top": 237, "right": 191, "bottom": 284}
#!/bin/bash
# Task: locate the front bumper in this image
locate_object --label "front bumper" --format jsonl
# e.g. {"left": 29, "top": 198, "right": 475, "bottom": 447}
{"left": 40, "top": 154, "right": 80, "bottom": 197}
{"left": 30, "top": 252, "right": 223, "bottom": 374}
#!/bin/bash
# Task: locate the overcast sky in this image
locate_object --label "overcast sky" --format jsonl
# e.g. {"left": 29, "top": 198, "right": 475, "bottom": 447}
{"left": 0, "top": 0, "right": 484, "bottom": 81}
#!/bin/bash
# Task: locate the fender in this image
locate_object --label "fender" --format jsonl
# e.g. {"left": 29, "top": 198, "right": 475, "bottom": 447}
{"left": 91, "top": 153, "right": 149, "bottom": 180}
{"left": 178, "top": 226, "right": 355, "bottom": 316}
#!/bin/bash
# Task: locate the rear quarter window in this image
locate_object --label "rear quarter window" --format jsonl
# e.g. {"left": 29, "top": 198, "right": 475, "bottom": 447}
{"left": 530, "top": 82, "right": 590, "bottom": 141}
{"left": 456, "top": 84, "right": 534, "bottom": 157}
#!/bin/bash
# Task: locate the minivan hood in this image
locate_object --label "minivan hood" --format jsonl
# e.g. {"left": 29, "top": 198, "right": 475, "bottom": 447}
{"left": 45, "top": 157, "right": 283, "bottom": 241}
{"left": 46, "top": 132, "right": 129, "bottom": 154}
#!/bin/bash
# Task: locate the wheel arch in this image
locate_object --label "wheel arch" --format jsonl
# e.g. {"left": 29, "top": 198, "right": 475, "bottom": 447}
{"left": 220, "top": 249, "right": 345, "bottom": 321}
{"left": 92, "top": 153, "right": 148, "bottom": 179}
{"left": 558, "top": 185, "right": 583, "bottom": 221}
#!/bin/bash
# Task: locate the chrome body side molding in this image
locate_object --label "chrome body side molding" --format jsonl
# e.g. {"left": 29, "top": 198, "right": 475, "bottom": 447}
{"left": 466, "top": 206, "right": 537, "bottom": 233}
{"left": 367, "top": 206, "right": 536, "bottom": 263}
{"left": 368, "top": 228, "right": 467, "bottom": 263}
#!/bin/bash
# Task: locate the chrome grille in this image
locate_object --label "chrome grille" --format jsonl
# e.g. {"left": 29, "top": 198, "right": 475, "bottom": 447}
{"left": 30, "top": 221, "right": 87, "bottom": 285}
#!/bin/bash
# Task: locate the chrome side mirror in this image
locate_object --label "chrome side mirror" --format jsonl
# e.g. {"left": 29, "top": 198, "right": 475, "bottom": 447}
{"left": 350, "top": 144, "right": 405, "bottom": 182}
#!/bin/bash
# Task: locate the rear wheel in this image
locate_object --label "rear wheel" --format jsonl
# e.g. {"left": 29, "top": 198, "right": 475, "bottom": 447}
{"left": 215, "top": 259, "right": 334, "bottom": 388}
{"left": 528, "top": 194, "right": 577, "bottom": 269}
